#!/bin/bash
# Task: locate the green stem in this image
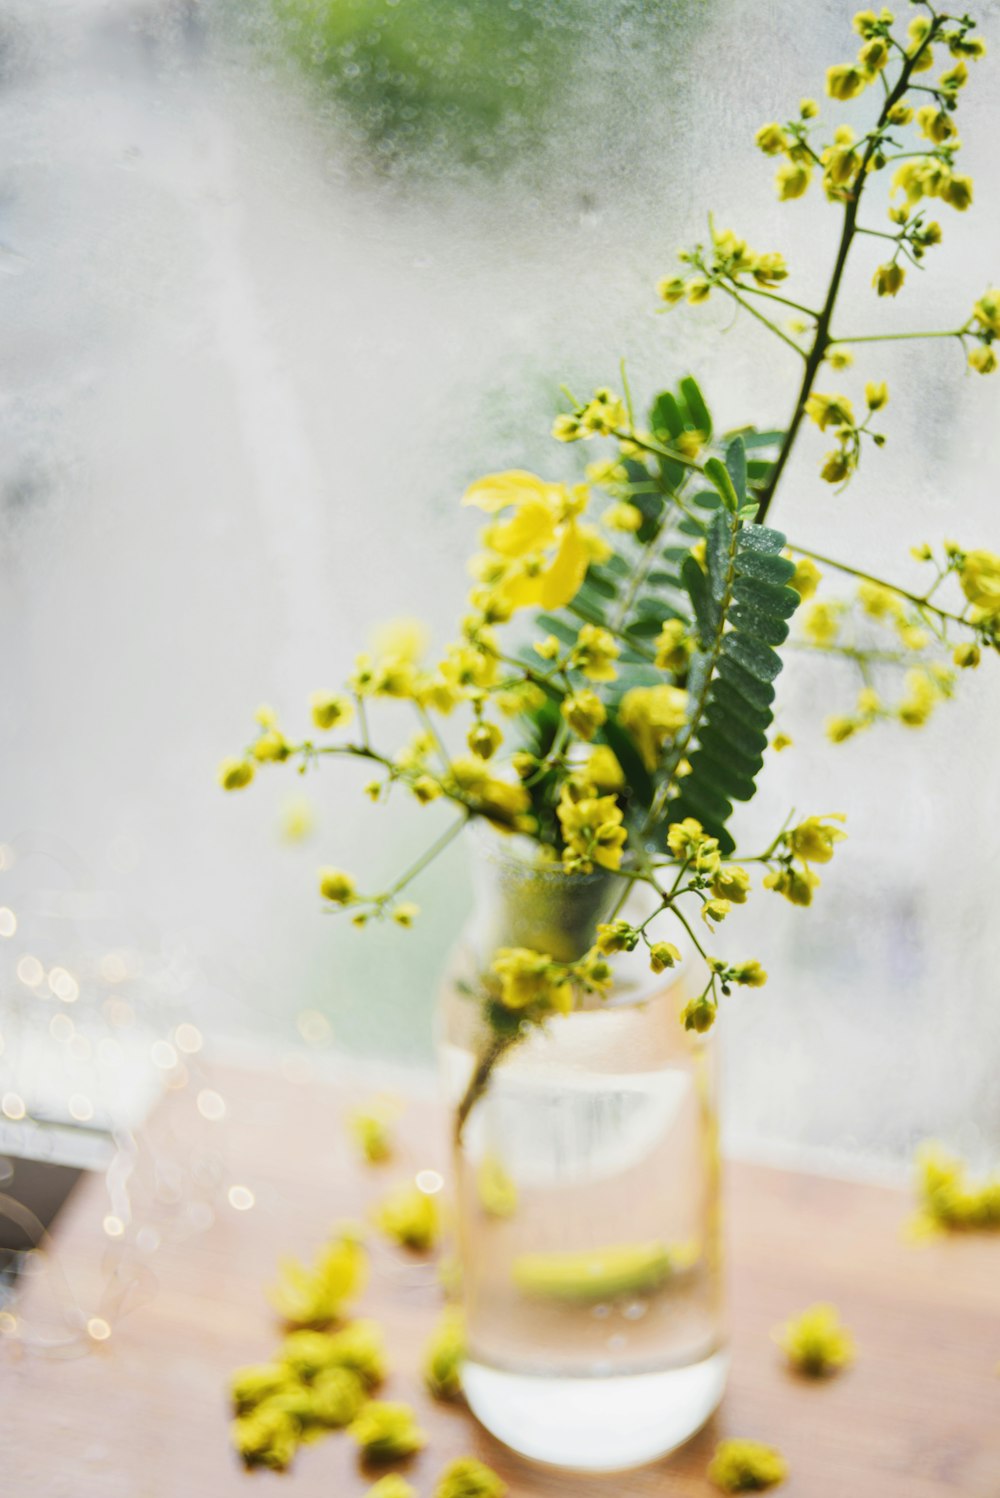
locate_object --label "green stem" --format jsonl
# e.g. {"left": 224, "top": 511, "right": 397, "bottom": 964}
{"left": 383, "top": 813, "right": 469, "bottom": 901}
{"left": 717, "top": 282, "right": 808, "bottom": 360}
{"left": 731, "top": 282, "right": 820, "bottom": 318}
{"left": 828, "top": 328, "right": 966, "bottom": 345}
{"left": 785, "top": 543, "right": 972, "bottom": 629}
{"left": 755, "top": 36, "right": 934, "bottom": 523}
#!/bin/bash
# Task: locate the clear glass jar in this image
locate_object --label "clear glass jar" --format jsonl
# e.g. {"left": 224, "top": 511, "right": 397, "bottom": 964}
{"left": 438, "top": 833, "right": 727, "bottom": 1472}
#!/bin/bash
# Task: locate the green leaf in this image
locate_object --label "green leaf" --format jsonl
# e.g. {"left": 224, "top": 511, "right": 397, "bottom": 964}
{"left": 724, "top": 436, "right": 747, "bottom": 505}
{"left": 534, "top": 614, "right": 578, "bottom": 647}
{"left": 602, "top": 718, "right": 654, "bottom": 809}
{"left": 721, "top": 632, "right": 782, "bottom": 682}
{"left": 704, "top": 456, "right": 739, "bottom": 513}
{"left": 649, "top": 391, "right": 684, "bottom": 441}
{"left": 738, "top": 428, "right": 785, "bottom": 449}
{"left": 734, "top": 551, "right": 795, "bottom": 585}
{"left": 679, "top": 375, "right": 712, "bottom": 439}
{"left": 682, "top": 556, "right": 717, "bottom": 643}
{"left": 731, "top": 575, "right": 800, "bottom": 620}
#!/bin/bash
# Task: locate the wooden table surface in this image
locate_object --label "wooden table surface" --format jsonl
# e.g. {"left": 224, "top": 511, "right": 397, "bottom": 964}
{"left": 3, "top": 1063, "right": 999, "bottom": 1497}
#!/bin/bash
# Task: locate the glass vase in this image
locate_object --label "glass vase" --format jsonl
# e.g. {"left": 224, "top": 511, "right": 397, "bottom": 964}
{"left": 438, "top": 832, "right": 727, "bottom": 1472}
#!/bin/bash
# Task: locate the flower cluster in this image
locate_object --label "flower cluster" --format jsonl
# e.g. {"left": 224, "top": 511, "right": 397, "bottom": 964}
{"left": 220, "top": 3, "right": 997, "bottom": 1144}
{"left": 911, "top": 1141, "right": 1000, "bottom": 1234}
{"left": 774, "top": 1303, "right": 855, "bottom": 1378}
{"left": 707, "top": 1438, "right": 789, "bottom": 1492}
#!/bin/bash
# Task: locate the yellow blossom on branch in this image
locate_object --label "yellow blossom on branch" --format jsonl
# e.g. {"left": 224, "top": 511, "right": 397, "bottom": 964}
{"left": 708, "top": 1438, "right": 789, "bottom": 1492}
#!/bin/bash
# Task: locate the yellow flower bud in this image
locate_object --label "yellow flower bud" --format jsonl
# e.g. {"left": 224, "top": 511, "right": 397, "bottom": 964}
{"left": 755, "top": 122, "right": 789, "bottom": 156}
{"left": 310, "top": 691, "right": 354, "bottom": 732}
{"left": 686, "top": 279, "right": 712, "bottom": 304}
{"left": 649, "top": 941, "right": 682, "bottom": 974}
{"left": 865, "top": 380, "right": 889, "bottom": 410}
{"left": 873, "top": 261, "right": 905, "bottom": 297}
{"left": 218, "top": 757, "right": 255, "bottom": 791}
{"left": 826, "top": 62, "right": 867, "bottom": 100}
{"left": 467, "top": 722, "right": 503, "bottom": 760}
{"left": 775, "top": 161, "right": 811, "bottom": 200}
{"left": 348, "top": 1402, "right": 426, "bottom": 1462}
{"left": 252, "top": 729, "right": 291, "bottom": 763}
{"left": 318, "top": 867, "right": 356, "bottom": 904}
{"left": 775, "top": 1303, "right": 855, "bottom": 1378}
{"left": 800, "top": 97, "right": 820, "bottom": 119}
{"left": 790, "top": 556, "right": 822, "bottom": 601}
{"left": 941, "top": 174, "right": 973, "bottom": 211}
{"left": 788, "top": 814, "right": 846, "bottom": 865}
{"left": 656, "top": 275, "right": 688, "bottom": 305}
{"left": 826, "top": 348, "right": 853, "bottom": 370}
{"left": 887, "top": 101, "right": 913, "bottom": 125}
{"left": 731, "top": 959, "right": 767, "bottom": 987}
{"left": 681, "top": 995, "right": 716, "bottom": 1033}
{"left": 435, "top": 1457, "right": 507, "bottom": 1498}
{"left": 712, "top": 866, "right": 751, "bottom": 904}
{"left": 392, "top": 902, "right": 419, "bottom": 928}
{"left": 772, "top": 731, "right": 793, "bottom": 752}
{"left": 969, "top": 344, "right": 997, "bottom": 375}
{"left": 826, "top": 715, "right": 857, "bottom": 744}
{"left": 953, "top": 641, "right": 981, "bottom": 668}
{"left": 560, "top": 689, "right": 607, "bottom": 741}
{"left": 820, "top": 450, "right": 853, "bottom": 484}
{"left": 603, "top": 501, "right": 643, "bottom": 533}
{"left": 373, "top": 1183, "right": 440, "bottom": 1252}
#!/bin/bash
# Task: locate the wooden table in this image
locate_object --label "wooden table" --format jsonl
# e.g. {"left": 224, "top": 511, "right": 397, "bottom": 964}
{"left": 3, "top": 1064, "right": 999, "bottom": 1496}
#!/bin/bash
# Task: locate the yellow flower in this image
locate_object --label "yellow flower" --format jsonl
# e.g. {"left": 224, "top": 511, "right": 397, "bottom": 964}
{"left": 857, "top": 686, "right": 882, "bottom": 718}
{"left": 772, "top": 731, "right": 793, "bottom": 752}
{"left": 687, "top": 278, "right": 712, "bottom": 303}
{"left": 372, "top": 617, "right": 428, "bottom": 664}
{"left": 959, "top": 550, "right": 1000, "bottom": 614}
{"left": 912, "top": 1141, "right": 1000, "bottom": 1232}
{"left": 231, "top": 1362, "right": 291, "bottom": 1415}
{"left": 969, "top": 345, "right": 997, "bottom": 374}
{"left": 667, "top": 817, "right": 721, "bottom": 872}
{"left": 681, "top": 994, "right": 717, "bottom": 1032}
{"left": 826, "top": 348, "right": 853, "bottom": 370}
{"left": 800, "top": 97, "right": 819, "bottom": 119}
{"left": 788, "top": 814, "right": 846, "bottom": 864}
{"left": 826, "top": 715, "right": 857, "bottom": 743}
{"left": 649, "top": 941, "right": 681, "bottom": 974}
{"left": 954, "top": 641, "right": 981, "bottom": 668}
{"left": 349, "top": 1402, "right": 427, "bottom": 1463}
{"left": 269, "top": 1227, "right": 368, "bottom": 1328}
{"left": 656, "top": 275, "right": 688, "bottom": 305}
{"left": 775, "top": 1303, "right": 855, "bottom": 1377}
{"left": 820, "top": 449, "right": 853, "bottom": 484}
{"left": 310, "top": 691, "right": 354, "bottom": 732}
{"left": 319, "top": 867, "right": 356, "bottom": 904}
{"left": 789, "top": 557, "right": 821, "bottom": 601}
{"left": 423, "top": 1307, "right": 466, "bottom": 1401}
{"left": 561, "top": 688, "right": 607, "bottom": 741}
{"left": 446, "top": 758, "right": 532, "bottom": 830}
{"left": 463, "top": 471, "right": 592, "bottom": 614}
{"left": 281, "top": 795, "right": 315, "bottom": 842}
{"left": 775, "top": 161, "right": 811, "bottom": 200}
{"left": 218, "top": 757, "right": 254, "bottom": 791}
{"left": 731, "top": 959, "right": 767, "bottom": 987}
{"left": 708, "top": 1438, "right": 789, "bottom": 1492}
{"left": 764, "top": 866, "right": 820, "bottom": 906}
{"left": 755, "top": 122, "right": 789, "bottom": 155}
{"left": 712, "top": 866, "right": 751, "bottom": 903}
{"left": 318, "top": 1319, "right": 390, "bottom": 1389}
{"left": 898, "top": 667, "right": 941, "bottom": 726}
{"left": 586, "top": 744, "right": 625, "bottom": 791}
{"left": 864, "top": 381, "right": 889, "bottom": 410}
{"left": 859, "top": 36, "right": 889, "bottom": 73}
{"left": 803, "top": 601, "right": 843, "bottom": 646}
{"left": 374, "top": 1182, "right": 441, "bottom": 1252}
{"left": 873, "top": 261, "right": 905, "bottom": 297}
{"left": 393, "top": 902, "right": 420, "bottom": 928}
{"left": 971, "top": 289, "right": 1000, "bottom": 335}
{"left": 702, "top": 898, "right": 731, "bottom": 925}
{"left": 887, "top": 101, "right": 913, "bottom": 125}
{"left": 232, "top": 1406, "right": 299, "bottom": 1472}
{"left": 858, "top": 580, "right": 902, "bottom": 618}
{"left": 916, "top": 103, "right": 956, "bottom": 144}
{"left": 603, "top": 501, "right": 643, "bottom": 533}
{"left": 557, "top": 784, "right": 628, "bottom": 872}
{"left": 366, "top": 1478, "right": 418, "bottom": 1498}
{"left": 655, "top": 618, "right": 694, "bottom": 672}
{"left": 852, "top": 10, "right": 878, "bottom": 38}
{"left": 620, "top": 683, "right": 689, "bottom": 770}
{"left": 435, "top": 1457, "right": 508, "bottom": 1498}
{"left": 477, "top": 1153, "right": 518, "bottom": 1218}
{"left": 804, "top": 392, "right": 855, "bottom": 431}
{"left": 252, "top": 728, "right": 291, "bottom": 763}
{"left": 570, "top": 623, "right": 620, "bottom": 682}
{"left": 467, "top": 721, "right": 503, "bottom": 760}
{"left": 492, "top": 947, "right": 573, "bottom": 1015}
{"left": 349, "top": 1100, "right": 397, "bottom": 1164}
{"left": 826, "top": 62, "right": 867, "bottom": 100}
